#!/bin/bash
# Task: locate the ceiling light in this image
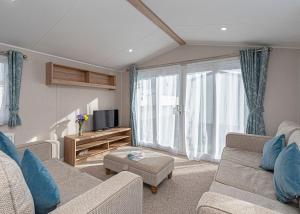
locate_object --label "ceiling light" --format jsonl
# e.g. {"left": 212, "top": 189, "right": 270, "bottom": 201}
{"left": 129, "top": 49, "right": 133, "bottom": 53}
{"left": 221, "top": 27, "right": 227, "bottom": 31}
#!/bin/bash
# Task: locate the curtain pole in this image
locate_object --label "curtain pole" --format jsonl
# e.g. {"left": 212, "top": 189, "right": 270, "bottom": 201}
{"left": 0, "top": 51, "right": 27, "bottom": 59}
{"left": 136, "top": 47, "right": 273, "bottom": 71}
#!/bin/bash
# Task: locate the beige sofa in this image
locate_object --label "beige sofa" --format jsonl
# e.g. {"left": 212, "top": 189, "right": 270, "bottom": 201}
{"left": 16, "top": 140, "right": 143, "bottom": 214}
{"left": 197, "top": 121, "right": 300, "bottom": 214}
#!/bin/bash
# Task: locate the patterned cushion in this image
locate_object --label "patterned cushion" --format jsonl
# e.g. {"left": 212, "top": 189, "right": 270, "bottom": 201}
{"left": 0, "top": 151, "right": 34, "bottom": 214}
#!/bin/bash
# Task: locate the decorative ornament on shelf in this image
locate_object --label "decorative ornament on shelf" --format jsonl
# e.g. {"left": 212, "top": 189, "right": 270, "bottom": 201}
{"left": 76, "top": 114, "right": 89, "bottom": 136}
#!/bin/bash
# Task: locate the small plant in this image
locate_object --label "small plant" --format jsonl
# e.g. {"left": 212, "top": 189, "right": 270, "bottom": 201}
{"left": 76, "top": 114, "right": 89, "bottom": 136}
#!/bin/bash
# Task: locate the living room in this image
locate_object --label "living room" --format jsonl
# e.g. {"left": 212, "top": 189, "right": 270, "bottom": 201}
{"left": 0, "top": 0, "right": 300, "bottom": 214}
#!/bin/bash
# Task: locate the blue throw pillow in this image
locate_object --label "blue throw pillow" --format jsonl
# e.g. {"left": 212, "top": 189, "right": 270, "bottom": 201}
{"left": 273, "top": 143, "right": 300, "bottom": 203}
{"left": 21, "top": 149, "right": 60, "bottom": 214}
{"left": 260, "top": 134, "right": 285, "bottom": 171}
{"left": 0, "top": 132, "right": 21, "bottom": 165}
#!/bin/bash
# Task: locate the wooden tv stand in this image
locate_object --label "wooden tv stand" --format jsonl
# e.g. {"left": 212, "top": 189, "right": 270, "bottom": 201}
{"left": 64, "top": 127, "right": 131, "bottom": 166}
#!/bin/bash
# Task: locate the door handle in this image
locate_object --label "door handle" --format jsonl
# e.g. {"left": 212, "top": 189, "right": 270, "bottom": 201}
{"left": 175, "top": 105, "right": 182, "bottom": 115}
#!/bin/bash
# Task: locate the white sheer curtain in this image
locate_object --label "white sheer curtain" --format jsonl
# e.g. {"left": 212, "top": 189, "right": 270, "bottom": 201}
{"left": 0, "top": 56, "right": 9, "bottom": 125}
{"left": 136, "top": 65, "right": 181, "bottom": 153}
{"left": 135, "top": 57, "right": 247, "bottom": 161}
{"left": 184, "top": 58, "right": 247, "bottom": 161}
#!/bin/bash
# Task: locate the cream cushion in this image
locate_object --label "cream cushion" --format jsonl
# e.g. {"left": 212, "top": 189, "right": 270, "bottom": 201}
{"left": 287, "top": 130, "right": 300, "bottom": 146}
{"left": 215, "top": 160, "right": 275, "bottom": 200}
{"left": 44, "top": 159, "right": 102, "bottom": 206}
{"left": 209, "top": 182, "right": 299, "bottom": 214}
{"left": 221, "top": 147, "right": 262, "bottom": 170}
{"left": 276, "top": 120, "right": 300, "bottom": 140}
{"left": 0, "top": 151, "right": 34, "bottom": 214}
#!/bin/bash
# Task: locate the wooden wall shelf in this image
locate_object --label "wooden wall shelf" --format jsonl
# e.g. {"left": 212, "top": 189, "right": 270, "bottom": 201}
{"left": 46, "top": 62, "right": 116, "bottom": 90}
{"left": 64, "top": 128, "right": 131, "bottom": 166}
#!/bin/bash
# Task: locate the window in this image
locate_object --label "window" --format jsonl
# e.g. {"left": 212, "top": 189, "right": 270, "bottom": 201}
{"left": 0, "top": 56, "right": 9, "bottom": 125}
{"left": 136, "top": 57, "right": 247, "bottom": 161}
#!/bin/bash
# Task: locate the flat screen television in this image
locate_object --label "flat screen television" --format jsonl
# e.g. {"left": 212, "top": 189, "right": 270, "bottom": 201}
{"left": 93, "top": 109, "right": 119, "bottom": 131}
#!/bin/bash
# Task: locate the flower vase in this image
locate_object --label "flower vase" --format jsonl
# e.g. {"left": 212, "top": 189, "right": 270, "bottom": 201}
{"left": 78, "top": 124, "right": 83, "bottom": 136}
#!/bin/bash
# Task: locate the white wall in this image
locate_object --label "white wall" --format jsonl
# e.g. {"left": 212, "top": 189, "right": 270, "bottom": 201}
{"left": 1, "top": 43, "right": 299, "bottom": 157}
{"left": 0, "top": 44, "right": 121, "bottom": 157}
{"left": 122, "top": 45, "right": 300, "bottom": 136}
{"left": 264, "top": 48, "right": 300, "bottom": 134}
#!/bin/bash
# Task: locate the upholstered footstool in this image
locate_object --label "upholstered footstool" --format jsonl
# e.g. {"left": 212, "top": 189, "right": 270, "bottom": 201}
{"left": 103, "top": 146, "right": 174, "bottom": 193}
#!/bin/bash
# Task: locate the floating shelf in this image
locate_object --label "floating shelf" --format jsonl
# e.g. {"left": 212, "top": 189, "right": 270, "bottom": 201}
{"left": 46, "top": 62, "right": 116, "bottom": 90}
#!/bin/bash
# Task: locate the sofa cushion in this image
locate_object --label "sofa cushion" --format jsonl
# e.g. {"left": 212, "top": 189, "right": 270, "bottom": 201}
{"left": 0, "top": 132, "right": 21, "bottom": 165}
{"left": 43, "top": 159, "right": 83, "bottom": 183}
{"left": 288, "top": 130, "right": 300, "bottom": 146}
{"left": 209, "top": 181, "right": 299, "bottom": 214}
{"left": 274, "top": 143, "right": 300, "bottom": 203}
{"left": 57, "top": 173, "right": 102, "bottom": 205}
{"left": 276, "top": 120, "right": 300, "bottom": 140}
{"left": 21, "top": 149, "right": 60, "bottom": 214}
{"left": 221, "top": 147, "right": 262, "bottom": 170}
{"left": 260, "top": 134, "right": 285, "bottom": 171}
{"left": 0, "top": 151, "right": 34, "bottom": 214}
{"left": 43, "top": 159, "right": 102, "bottom": 205}
{"left": 215, "top": 159, "right": 276, "bottom": 200}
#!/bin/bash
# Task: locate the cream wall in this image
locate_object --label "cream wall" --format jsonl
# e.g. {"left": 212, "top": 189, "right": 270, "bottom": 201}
{"left": 0, "top": 44, "right": 121, "bottom": 157}
{"left": 122, "top": 45, "right": 300, "bottom": 136}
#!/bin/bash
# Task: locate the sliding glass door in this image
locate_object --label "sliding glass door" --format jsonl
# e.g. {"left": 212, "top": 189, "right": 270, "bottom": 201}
{"left": 136, "top": 57, "right": 247, "bottom": 161}
{"left": 184, "top": 58, "right": 247, "bottom": 161}
{"left": 136, "top": 65, "right": 182, "bottom": 153}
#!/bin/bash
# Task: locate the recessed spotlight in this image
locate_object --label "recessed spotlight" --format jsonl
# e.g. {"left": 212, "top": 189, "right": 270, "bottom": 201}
{"left": 221, "top": 27, "right": 227, "bottom": 31}
{"left": 129, "top": 49, "right": 133, "bottom": 53}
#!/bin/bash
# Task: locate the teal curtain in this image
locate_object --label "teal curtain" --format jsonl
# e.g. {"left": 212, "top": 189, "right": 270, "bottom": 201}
{"left": 129, "top": 64, "right": 138, "bottom": 146}
{"left": 8, "top": 50, "right": 24, "bottom": 128}
{"left": 240, "top": 47, "right": 270, "bottom": 135}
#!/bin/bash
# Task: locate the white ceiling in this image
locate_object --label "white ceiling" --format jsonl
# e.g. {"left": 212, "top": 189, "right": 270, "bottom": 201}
{"left": 0, "top": 0, "right": 299, "bottom": 70}
{"left": 0, "top": 0, "right": 177, "bottom": 69}
{"left": 144, "top": 0, "right": 300, "bottom": 47}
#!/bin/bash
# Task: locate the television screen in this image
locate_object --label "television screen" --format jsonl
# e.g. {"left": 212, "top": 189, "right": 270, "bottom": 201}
{"left": 93, "top": 109, "right": 118, "bottom": 131}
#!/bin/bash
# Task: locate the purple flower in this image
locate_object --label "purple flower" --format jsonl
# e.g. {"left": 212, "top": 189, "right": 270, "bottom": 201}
{"left": 76, "top": 114, "right": 84, "bottom": 122}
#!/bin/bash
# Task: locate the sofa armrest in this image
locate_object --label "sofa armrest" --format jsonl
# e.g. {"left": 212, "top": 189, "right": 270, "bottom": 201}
{"left": 16, "top": 140, "right": 60, "bottom": 161}
{"left": 197, "top": 192, "right": 280, "bottom": 214}
{"left": 226, "top": 132, "right": 273, "bottom": 153}
{"left": 51, "top": 171, "right": 143, "bottom": 214}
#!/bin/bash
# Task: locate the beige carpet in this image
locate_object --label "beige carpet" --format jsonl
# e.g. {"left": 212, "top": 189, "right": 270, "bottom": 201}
{"left": 77, "top": 149, "right": 218, "bottom": 214}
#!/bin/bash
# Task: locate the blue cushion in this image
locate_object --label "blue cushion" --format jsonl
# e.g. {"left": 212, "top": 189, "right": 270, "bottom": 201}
{"left": 21, "top": 149, "right": 60, "bottom": 214}
{"left": 0, "top": 132, "right": 21, "bottom": 165}
{"left": 273, "top": 143, "right": 300, "bottom": 203}
{"left": 260, "top": 134, "right": 285, "bottom": 171}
